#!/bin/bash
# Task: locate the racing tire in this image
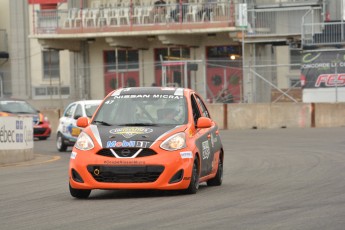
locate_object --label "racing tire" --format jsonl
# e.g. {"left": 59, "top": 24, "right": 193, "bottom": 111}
{"left": 57, "top": 132, "right": 68, "bottom": 152}
{"left": 207, "top": 154, "right": 223, "bottom": 186}
{"left": 184, "top": 157, "right": 200, "bottom": 194}
{"left": 69, "top": 183, "right": 91, "bottom": 199}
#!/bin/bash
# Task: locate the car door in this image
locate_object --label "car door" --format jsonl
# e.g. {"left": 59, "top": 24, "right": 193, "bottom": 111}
{"left": 191, "top": 93, "right": 213, "bottom": 177}
{"left": 195, "top": 93, "right": 222, "bottom": 158}
{"left": 194, "top": 93, "right": 222, "bottom": 177}
{"left": 59, "top": 103, "right": 77, "bottom": 139}
{"left": 70, "top": 103, "right": 83, "bottom": 137}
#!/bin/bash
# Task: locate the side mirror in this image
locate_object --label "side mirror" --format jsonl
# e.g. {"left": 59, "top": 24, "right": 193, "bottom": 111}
{"left": 76, "top": 117, "right": 89, "bottom": 128}
{"left": 196, "top": 117, "right": 212, "bottom": 128}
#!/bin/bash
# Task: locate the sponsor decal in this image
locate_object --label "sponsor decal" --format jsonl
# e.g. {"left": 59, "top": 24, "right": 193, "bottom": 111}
{"left": 110, "top": 94, "right": 183, "bottom": 100}
{"left": 315, "top": 74, "right": 345, "bottom": 87}
{"left": 183, "top": 177, "right": 191, "bottom": 180}
{"left": 109, "top": 127, "right": 153, "bottom": 138}
{"left": 180, "top": 151, "right": 193, "bottom": 159}
{"left": 106, "top": 140, "right": 136, "bottom": 148}
{"left": 103, "top": 160, "right": 145, "bottom": 165}
{"left": 210, "top": 133, "right": 218, "bottom": 148}
{"left": 202, "top": 140, "right": 210, "bottom": 160}
{"left": 70, "top": 152, "right": 77, "bottom": 159}
{"left": 106, "top": 140, "right": 151, "bottom": 148}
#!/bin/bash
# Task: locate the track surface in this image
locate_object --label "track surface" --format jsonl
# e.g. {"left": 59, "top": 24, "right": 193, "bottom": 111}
{"left": 1, "top": 128, "right": 345, "bottom": 230}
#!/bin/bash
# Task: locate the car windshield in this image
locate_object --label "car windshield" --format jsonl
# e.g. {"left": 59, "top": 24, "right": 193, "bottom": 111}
{"left": 0, "top": 101, "right": 38, "bottom": 114}
{"left": 92, "top": 94, "right": 187, "bottom": 126}
{"left": 85, "top": 104, "right": 100, "bottom": 118}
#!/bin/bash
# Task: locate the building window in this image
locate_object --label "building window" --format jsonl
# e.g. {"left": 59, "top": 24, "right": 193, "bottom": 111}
{"left": 43, "top": 50, "right": 60, "bottom": 79}
{"left": 290, "top": 49, "right": 301, "bottom": 70}
{"left": 154, "top": 47, "right": 191, "bottom": 69}
{"left": 206, "top": 45, "right": 241, "bottom": 68}
{"left": 104, "top": 49, "right": 139, "bottom": 72}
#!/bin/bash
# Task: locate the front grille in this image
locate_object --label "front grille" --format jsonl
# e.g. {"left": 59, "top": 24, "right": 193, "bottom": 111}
{"left": 34, "top": 128, "right": 47, "bottom": 135}
{"left": 97, "top": 148, "right": 157, "bottom": 158}
{"left": 87, "top": 165, "right": 164, "bottom": 183}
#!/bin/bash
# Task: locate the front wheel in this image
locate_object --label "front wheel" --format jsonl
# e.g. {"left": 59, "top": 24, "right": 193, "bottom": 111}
{"left": 184, "top": 157, "right": 200, "bottom": 194}
{"left": 57, "top": 132, "right": 68, "bottom": 152}
{"left": 69, "top": 183, "right": 91, "bottom": 199}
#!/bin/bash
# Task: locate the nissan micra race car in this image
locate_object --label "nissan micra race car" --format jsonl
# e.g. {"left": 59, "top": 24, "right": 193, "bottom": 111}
{"left": 69, "top": 87, "right": 224, "bottom": 198}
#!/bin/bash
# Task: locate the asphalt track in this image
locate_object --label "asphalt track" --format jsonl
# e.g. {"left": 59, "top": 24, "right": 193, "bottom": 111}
{"left": 1, "top": 127, "right": 345, "bottom": 230}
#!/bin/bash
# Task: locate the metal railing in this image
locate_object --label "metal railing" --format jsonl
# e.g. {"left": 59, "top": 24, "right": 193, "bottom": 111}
{"left": 302, "top": 21, "right": 345, "bottom": 47}
{"left": 247, "top": 0, "right": 321, "bottom": 7}
{"left": 33, "top": 1, "right": 235, "bottom": 34}
{"left": 247, "top": 6, "right": 321, "bottom": 36}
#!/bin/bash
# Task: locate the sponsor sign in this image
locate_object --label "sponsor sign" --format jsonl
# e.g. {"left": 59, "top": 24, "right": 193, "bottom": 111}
{"left": 0, "top": 116, "right": 33, "bottom": 149}
{"left": 301, "top": 51, "right": 345, "bottom": 89}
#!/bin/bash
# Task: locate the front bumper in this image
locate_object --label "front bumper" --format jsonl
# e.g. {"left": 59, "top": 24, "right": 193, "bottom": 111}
{"left": 34, "top": 123, "right": 51, "bottom": 138}
{"left": 69, "top": 147, "right": 194, "bottom": 190}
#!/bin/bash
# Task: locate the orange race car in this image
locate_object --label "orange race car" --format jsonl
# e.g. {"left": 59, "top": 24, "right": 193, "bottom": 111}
{"left": 69, "top": 87, "right": 224, "bottom": 198}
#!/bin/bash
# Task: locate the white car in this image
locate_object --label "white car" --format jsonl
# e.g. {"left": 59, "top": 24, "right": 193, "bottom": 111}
{"left": 56, "top": 100, "right": 102, "bottom": 152}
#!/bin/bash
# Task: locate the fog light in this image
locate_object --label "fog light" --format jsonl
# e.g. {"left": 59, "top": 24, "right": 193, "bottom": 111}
{"left": 71, "top": 169, "right": 84, "bottom": 183}
{"left": 169, "top": 169, "right": 184, "bottom": 184}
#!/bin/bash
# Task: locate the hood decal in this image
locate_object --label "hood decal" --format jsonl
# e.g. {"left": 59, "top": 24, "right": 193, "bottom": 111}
{"left": 109, "top": 127, "right": 153, "bottom": 138}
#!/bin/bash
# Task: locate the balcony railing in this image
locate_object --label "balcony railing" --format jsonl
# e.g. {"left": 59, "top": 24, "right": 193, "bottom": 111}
{"left": 247, "top": 6, "right": 322, "bottom": 37}
{"left": 247, "top": 0, "right": 321, "bottom": 7}
{"left": 33, "top": 2, "right": 236, "bottom": 35}
{"left": 302, "top": 21, "right": 345, "bottom": 47}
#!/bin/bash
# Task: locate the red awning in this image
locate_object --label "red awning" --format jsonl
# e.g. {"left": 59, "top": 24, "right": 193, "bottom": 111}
{"left": 28, "top": 0, "right": 67, "bottom": 4}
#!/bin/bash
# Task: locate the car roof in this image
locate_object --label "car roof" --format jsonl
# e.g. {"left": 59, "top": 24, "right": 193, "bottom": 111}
{"left": 110, "top": 87, "right": 193, "bottom": 96}
{"left": 71, "top": 100, "right": 102, "bottom": 105}
{"left": 0, "top": 98, "right": 28, "bottom": 102}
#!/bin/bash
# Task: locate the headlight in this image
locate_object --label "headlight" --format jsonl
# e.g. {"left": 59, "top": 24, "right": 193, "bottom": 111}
{"left": 75, "top": 132, "right": 94, "bottom": 151}
{"left": 160, "top": 132, "right": 186, "bottom": 151}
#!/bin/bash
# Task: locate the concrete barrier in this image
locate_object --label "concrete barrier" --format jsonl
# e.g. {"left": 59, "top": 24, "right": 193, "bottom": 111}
{"left": 314, "top": 103, "right": 345, "bottom": 128}
{"left": 40, "top": 103, "right": 345, "bottom": 133}
{"left": 0, "top": 117, "right": 34, "bottom": 165}
{"left": 206, "top": 103, "right": 314, "bottom": 130}
{"left": 0, "top": 149, "right": 34, "bottom": 164}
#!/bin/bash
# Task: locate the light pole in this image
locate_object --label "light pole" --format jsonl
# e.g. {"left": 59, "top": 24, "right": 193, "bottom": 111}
{"left": 335, "top": 53, "right": 339, "bottom": 102}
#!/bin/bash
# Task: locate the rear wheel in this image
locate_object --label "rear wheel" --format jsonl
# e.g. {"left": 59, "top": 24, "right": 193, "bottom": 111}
{"left": 184, "top": 157, "right": 200, "bottom": 194}
{"left": 57, "top": 132, "right": 68, "bottom": 152}
{"left": 207, "top": 153, "right": 223, "bottom": 186}
{"left": 69, "top": 183, "right": 91, "bottom": 199}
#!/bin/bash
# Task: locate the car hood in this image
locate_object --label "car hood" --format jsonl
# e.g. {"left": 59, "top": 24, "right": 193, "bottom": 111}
{"left": 89, "top": 124, "right": 187, "bottom": 148}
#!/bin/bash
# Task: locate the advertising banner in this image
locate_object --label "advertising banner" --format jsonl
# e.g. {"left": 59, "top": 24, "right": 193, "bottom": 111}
{"left": 0, "top": 117, "right": 33, "bottom": 150}
{"left": 301, "top": 51, "right": 345, "bottom": 89}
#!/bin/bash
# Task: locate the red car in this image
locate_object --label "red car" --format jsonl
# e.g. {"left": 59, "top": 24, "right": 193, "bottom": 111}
{"left": 69, "top": 87, "right": 224, "bottom": 198}
{"left": 0, "top": 98, "right": 51, "bottom": 140}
